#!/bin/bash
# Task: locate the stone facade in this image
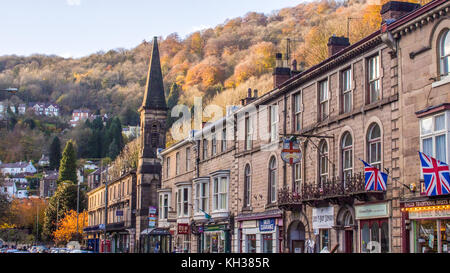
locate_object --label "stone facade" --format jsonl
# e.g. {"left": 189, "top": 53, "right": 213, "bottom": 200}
{"left": 158, "top": 0, "right": 450, "bottom": 253}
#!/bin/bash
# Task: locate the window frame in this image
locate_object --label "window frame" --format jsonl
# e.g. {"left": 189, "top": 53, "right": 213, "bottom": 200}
{"left": 177, "top": 186, "right": 191, "bottom": 218}
{"left": 268, "top": 157, "right": 277, "bottom": 204}
{"left": 420, "top": 111, "right": 449, "bottom": 164}
{"left": 245, "top": 115, "right": 253, "bottom": 150}
{"left": 367, "top": 55, "right": 381, "bottom": 104}
{"left": 212, "top": 133, "right": 217, "bottom": 156}
{"left": 342, "top": 132, "right": 353, "bottom": 183}
{"left": 186, "top": 147, "right": 191, "bottom": 172}
{"left": 341, "top": 68, "right": 352, "bottom": 113}
{"left": 367, "top": 123, "right": 382, "bottom": 170}
{"left": 159, "top": 192, "right": 170, "bottom": 220}
{"left": 293, "top": 92, "right": 302, "bottom": 132}
{"left": 270, "top": 105, "right": 279, "bottom": 143}
{"left": 212, "top": 175, "right": 229, "bottom": 212}
{"left": 244, "top": 164, "right": 252, "bottom": 208}
{"left": 319, "top": 79, "right": 329, "bottom": 121}
{"left": 176, "top": 152, "right": 180, "bottom": 176}
{"left": 194, "top": 180, "right": 209, "bottom": 216}
{"left": 319, "top": 141, "right": 329, "bottom": 187}
{"left": 439, "top": 29, "right": 450, "bottom": 78}
{"left": 203, "top": 139, "right": 208, "bottom": 160}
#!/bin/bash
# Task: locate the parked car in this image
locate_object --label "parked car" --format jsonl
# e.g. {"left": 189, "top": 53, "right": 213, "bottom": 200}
{"left": 70, "top": 249, "right": 93, "bottom": 253}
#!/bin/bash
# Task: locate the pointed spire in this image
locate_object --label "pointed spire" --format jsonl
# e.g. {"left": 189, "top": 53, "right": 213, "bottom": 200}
{"left": 141, "top": 36, "right": 167, "bottom": 111}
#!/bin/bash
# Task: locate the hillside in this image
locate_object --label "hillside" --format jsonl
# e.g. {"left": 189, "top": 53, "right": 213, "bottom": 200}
{"left": 0, "top": 0, "right": 430, "bottom": 162}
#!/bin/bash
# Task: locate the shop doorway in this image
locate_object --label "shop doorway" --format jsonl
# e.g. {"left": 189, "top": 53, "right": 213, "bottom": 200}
{"left": 360, "top": 219, "right": 389, "bottom": 253}
{"left": 344, "top": 230, "right": 353, "bottom": 253}
{"left": 288, "top": 221, "right": 305, "bottom": 253}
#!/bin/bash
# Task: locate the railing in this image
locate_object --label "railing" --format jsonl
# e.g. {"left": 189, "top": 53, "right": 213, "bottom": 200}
{"left": 278, "top": 173, "right": 385, "bottom": 211}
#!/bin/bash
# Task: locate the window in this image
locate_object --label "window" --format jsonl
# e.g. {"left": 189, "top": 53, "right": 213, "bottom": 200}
{"left": 176, "top": 152, "right": 180, "bottom": 175}
{"left": 368, "top": 123, "right": 382, "bottom": 170}
{"left": 270, "top": 105, "right": 279, "bottom": 143}
{"left": 269, "top": 157, "right": 277, "bottom": 203}
{"left": 177, "top": 187, "right": 190, "bottom": 217}
{"left": 245, "top": 116, "right": 253, "bottom": 150}
{"left": 368, "top": 55, "right": 380, "bottom": 103}
{"left": 294, "top": 162, "right": 301, "bottom": 193}
{"left": 420, "top": 113, "right": 448, "bottom": 163}
{"left": 166, "top": 157, "right": 170, "bottom": 178}
{"left": 293, "top": 92, "right": 302, "bottom": 131}
{"left": 159, "top": 193, "right": 169, "bottom": 220}
{"left": 319, "top": 141, "right": 329, "bottom": 187}
{"left": 320, "top": 229, "right": 330, "bottom": 252}
{"left": 342, "top": 132, "right": 353, "bottom": 183}
{"left": 213, "top": 176, "right": 228, "bottom": 211}
{"left": 195, "top": 181, "right": 209, "bottom": 215}
{"left": 342, "top": 68, "right": 352, "bottom": 113}
{"left": 319, "top": 80, "right": 329, "bottom": 121}
{"left": 439, "top": 30, "right": 450, "bottom": 77}
{"left": 212, "top": 133, "right": 217, "bottom": 156}
{"left": 203, "top": 139, "right": 208, "bottom": 160}
{"left": 221, "top": 129, "right": 227, "bottom": 152}
{"left": 361, "top": 219, "right": 389, "bottom": 253}
{"left": 262, "top": 234, "right": 273, "bottom": 253}
{"left": 244, "top": 164, "right": 251, "bottom": 207}
{"left": 186, "top": 147, "right": 191, "bottom": 172}
{"left": 246, "top": 234, "right": 257, "bottom": 253}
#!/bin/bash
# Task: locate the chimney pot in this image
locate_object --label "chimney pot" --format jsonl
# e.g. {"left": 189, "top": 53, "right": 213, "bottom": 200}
{"left": 291, "top": 59, "right": 297, "bottom": 71}
{"left": 254, "top": 89, "right": 258, "bottom": 98}
{"left": 248, "top": 88, "right": 252, "bottom": 98}
{"left": 327, "top": 36, "right": 350, "bottom": 57}
{"left": 380, "top": 1, "right": 420, "bottom": 25}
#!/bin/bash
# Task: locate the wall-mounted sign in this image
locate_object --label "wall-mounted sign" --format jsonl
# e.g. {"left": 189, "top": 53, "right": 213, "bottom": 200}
{"left": 178, "top": 223, "right": 189, "bottom": 235}
{"left": 312, "top": 207, "right": 334, "bottom": 229}
{"left": 355, "top": 203, "right": 389, "bottom": 220}
{"left": 149, "top": 206, "right": 157, "bottom": 215}
{"left": 403, "top": 199, "right": 450, "bottom": 208}
{"left": 409, "top": 209, "right": 450, "bottom": 219}
{"left": 148, "top": 216, "right": 157, "bottom": 228}
{"left": 242, "top": 220, "right": 257, "bottom": 229}
{"left": 116, "top": 210, "right": 123, "bottom": 217}
{"left": 259, "top": 219, "right": 276, "bottom": 232}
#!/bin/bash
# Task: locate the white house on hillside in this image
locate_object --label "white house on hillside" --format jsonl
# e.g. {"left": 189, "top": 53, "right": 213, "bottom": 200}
{"left": 0, "top": 161, "right": 37, "bottom": 176}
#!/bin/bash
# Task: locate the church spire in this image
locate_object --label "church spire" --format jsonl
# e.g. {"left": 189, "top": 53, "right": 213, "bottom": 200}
{"left": 141, "top": 36, "right": 167, "bottom": 111}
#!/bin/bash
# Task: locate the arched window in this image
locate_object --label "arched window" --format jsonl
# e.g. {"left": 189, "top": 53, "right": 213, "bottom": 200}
{"left": 319, "top": 141, "right": 328, "bottom": 186}
{"left": 439, "top": 29, "right": 450, "bottom": 77}
{"left": 368, "top": 123, "right": 381, "bottom": 170}
{"left": 342, "top": 132, "right": 353, "bottom": 183}
{"left": 269, "top": 157, "right": 277, "bottom": 203}
{"left": 244, "top": 164, "right": 251, "bottom": 207}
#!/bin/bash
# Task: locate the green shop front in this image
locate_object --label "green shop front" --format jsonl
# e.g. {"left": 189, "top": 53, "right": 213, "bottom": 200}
{"left": 194, "top": 223, "right": 232, "bottom": 253}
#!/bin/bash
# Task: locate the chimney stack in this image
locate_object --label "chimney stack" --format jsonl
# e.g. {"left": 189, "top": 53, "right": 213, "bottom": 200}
{"left": 327, "top": 35, "right": 350, "bottom": 57}
{"left": 273, "top": 52, "right": 291, "bottom": 88}
{"left": 380, "top": 1, "right": 420, "bottom": 25}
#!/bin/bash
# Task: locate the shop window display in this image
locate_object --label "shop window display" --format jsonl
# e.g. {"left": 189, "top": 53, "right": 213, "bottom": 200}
{"left": 414, "top": 219, "right": 450, "bottom": 253}
{"left": 262, "top": 234, "right": 273, "bottom": 253}
{"left": 203, "top": 232, "right": 225, "bottom": 253}
{"left": 361, "top": 219, "right": 389, "bottom": 253}
{"left": 247, "top": 234, "right": 257, "bottom": 253}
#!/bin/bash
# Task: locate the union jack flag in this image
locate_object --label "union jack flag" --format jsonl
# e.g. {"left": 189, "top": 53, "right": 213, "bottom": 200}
{"left": 418, "top": 152, "right": 450, "bottom": 196}
{"left": 360, "top": 160, "right": 388, "bottom": 191}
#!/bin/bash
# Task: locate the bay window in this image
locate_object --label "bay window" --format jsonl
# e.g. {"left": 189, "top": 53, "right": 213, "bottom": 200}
{"left": 213, "top": 176, "right": 228, "bottom": 211}
{"left": 420, "top": 112, "right": 448, "bottom": 163}
{"left": 194, "top": 180, "right": 209, "bottom": 215}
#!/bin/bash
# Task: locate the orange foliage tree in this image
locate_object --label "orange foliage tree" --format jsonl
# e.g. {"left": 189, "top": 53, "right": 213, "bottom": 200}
{"left": 52, "top": 210, "right": 88, "bottom": 245}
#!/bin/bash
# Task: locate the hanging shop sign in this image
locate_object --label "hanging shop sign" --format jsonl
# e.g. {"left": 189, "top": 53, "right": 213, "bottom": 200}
{"left": 312, "top": 207, "right": 334, "bottom": 229}
{"left": 281, "top": 137, "right": 301, "bottom": 165}
{"left": 355, "top": 203, "right": 389, "bottom": 220}
{"left": 259, "top": 219, "right": 276, "bottom": 232}
{"left": 177, "top": 223, "right": 189, "bottom": 235}
{"left": 148, "top": 206, "right": 157, "bottom": 228}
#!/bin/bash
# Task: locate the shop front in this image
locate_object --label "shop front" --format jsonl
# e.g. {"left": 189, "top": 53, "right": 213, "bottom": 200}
{"left": 334, "top": 205, "right": 357, "bottom": 253}
{"left": 175, "top": 223, "right": 191, "bottom": 253}
{"left": 235, "top": 210, "right": 283, "bottom": 253}
{"left": 312, "top": 206, "right": 335, "bottom": 253}
{"left": 355, "top": 202, "right": 390, "bottom": 253}
{"left": 83, "top": 225, "right": 102, "bottom": 253}
{"left": 139, "top": 228, "right": 173, "bottom": 253}
{"left": 402, "top": 198, "right": 450, "bottom": 253}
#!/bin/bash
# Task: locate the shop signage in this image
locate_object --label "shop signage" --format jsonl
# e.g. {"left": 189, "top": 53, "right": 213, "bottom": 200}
{"left": 409, "top": 209, "right": 450, "bottom": 219}
{"left": 355, "top": 203, "right": 389, "bottom": 220}
{"left": 177, "top": 223, "right": 189, "bottom": 234}
{"left": 148, "top": 206, "right": 157, "bottom": 228}
{"left": 259, "top": 219, "right": 276, "bottom": 232}
{"left": 404, "top": 199, "right": 450, "bottom": 208}
{"left": 204, "top": 225, "right": 226, "bottom": 232}
{"left": 312, "top": 207, "right": 334, "bottom": 229}
{"left": 281, "top": 137, "right": 301, "bottom": 165}
{"left": 242, "top": 220, "right": 257, "bottom": 229}
{"left": 116, "top": 210, "right": 123, "bottom": 217}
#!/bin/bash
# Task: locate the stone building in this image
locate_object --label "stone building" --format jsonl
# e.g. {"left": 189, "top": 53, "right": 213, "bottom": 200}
{"left": 84, "top": 37, "right": 168, "bottom": 253}
{"left": 158, "top": 0, "right": 450, "bottom": 253}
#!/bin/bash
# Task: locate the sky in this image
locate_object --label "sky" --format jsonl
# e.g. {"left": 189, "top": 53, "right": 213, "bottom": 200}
{"left": 0, "top": 0, "right": 305, "bottom": 59}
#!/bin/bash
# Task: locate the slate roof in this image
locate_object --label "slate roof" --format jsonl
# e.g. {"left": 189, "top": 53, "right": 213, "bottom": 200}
{"left": 141, "top": 37, "right": 167, "bottom": 111}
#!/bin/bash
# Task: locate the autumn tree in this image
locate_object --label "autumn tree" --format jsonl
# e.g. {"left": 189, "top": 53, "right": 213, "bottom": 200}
{"left": 53, "top": 210, "right": 88, "bottom": 245}
{"left": 42, "top": 181, "right": 87, "bottom": 241}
